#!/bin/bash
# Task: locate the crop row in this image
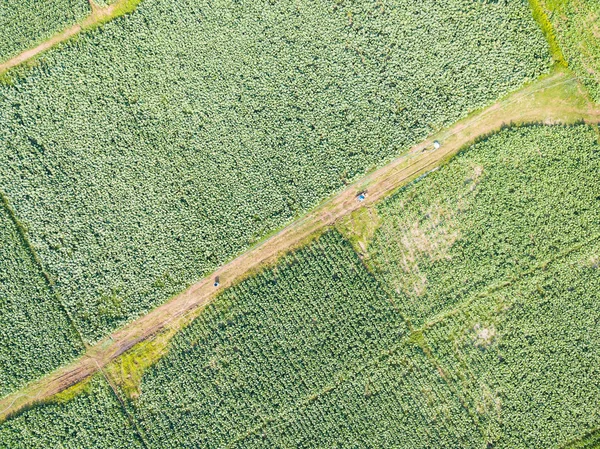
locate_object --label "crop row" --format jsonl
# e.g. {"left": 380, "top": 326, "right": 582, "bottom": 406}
{"left": 121, "top": 230, "right": 408, "bottom": 447}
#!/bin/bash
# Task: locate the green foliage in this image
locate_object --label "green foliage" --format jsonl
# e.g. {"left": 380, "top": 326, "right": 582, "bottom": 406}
{"left": 238, "top": 342, "right": 481, "bottom": 448}
{"left": 541, "top": 0, "right": 600, "bottom": 101}
{"left": 121, "top": 231, "right": 409, "bottom": 447}
{"left": 0, "top": 197, "right": 83, "bottom": 397}
{"left": 528, "top": 0, "right": 567, "bottom": 66}
{"left": 423, "top": 242, "right": 600, "bottom": 448}
{"left": 5, "top": 125, "right": 600, "bottom": 447}
{"left": 369, "top": 124, "right": 600, "bottom": 326}
{"left": 0, "top": 376, "right": 144, "bottom": 448}
{"left": 0, "top": 0, "right": 90, "bottom": 61}
{"left": 0, "top": 0, "right": 549, "bottom": 342}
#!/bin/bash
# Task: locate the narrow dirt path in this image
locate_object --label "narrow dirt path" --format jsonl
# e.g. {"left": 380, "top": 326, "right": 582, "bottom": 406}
{"left": 0, "top": 0, "right": 141, "bottom": 75}
{"left": 1, "top": 70, "right": 599, "bottom": 422}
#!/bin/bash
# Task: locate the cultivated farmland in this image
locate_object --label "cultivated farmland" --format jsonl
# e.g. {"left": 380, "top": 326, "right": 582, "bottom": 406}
{"left": 1, "top": 0, "right": 599, "bottom": 446}
{"left": 538, "top": 0, "right": 600, "bottom": 101}
{"left": 0, "top": 375, "right": 144, "bottom": 448}
{"left": 2, "top": 125, "right": 595, "bottom": 447}
{"left": 368, "top": 124, "right": 600, "bottom": 326}
{"left": 117, "top": 125, "right": 600, "bottom": 448}
{"left": 0, "top": 0, "right": 550, "bottom": 343}
{"left": 115, "top": 230, "right": 410, "bottom": 447}
{"left": 0, "top": 0, "right": 90, "bottom": 61}
{"left": 0, "top": 198, "right": 83, "bottom": 397}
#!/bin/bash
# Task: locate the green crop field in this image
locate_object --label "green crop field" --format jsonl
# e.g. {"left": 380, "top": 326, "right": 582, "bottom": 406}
{"left": 0, "top": 375, "right": 144, "bottom": 448}
{"left": 539, "top": 0, "right": 600, "bottom": 101}
{"left": 0, "top": 198, "right": 83, "bottom": 397}
{"left": 368, "top": 124, "right": 600, "bottom": 326}
{"left": 0, "top": 0, "right": 90, "bottom": 61}
{"left": 0, "top": 0, "right": 550, "bottom": 343}
{"left": 117, "top": 124, "right": 600, "bottom": 448}
{"left": 3, "top": 125, "right": 597, "bottom": 447}
{"left": 1, "top": 0, "right": 599, "bottom": 447}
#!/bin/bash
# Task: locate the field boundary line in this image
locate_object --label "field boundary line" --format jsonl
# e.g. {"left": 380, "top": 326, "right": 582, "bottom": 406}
{"left": 95, "top": 359, "right": 151, "bottom": 449}
{"left": 0, "top": 190, "right": 87, "bottom": 348}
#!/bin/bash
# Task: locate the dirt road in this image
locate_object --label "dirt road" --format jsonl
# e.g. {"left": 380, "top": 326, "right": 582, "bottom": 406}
{"left": 0, "top": 0, "right": 140, "bottom": 75}
{"left": 1, "top": 69, "right": 599, "bottom": 422}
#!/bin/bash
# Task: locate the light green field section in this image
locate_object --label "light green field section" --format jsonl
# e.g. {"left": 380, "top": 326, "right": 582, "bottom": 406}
{"left": 369, "top": 124, "right": 600, "bottom": 326}
{"left": 424, "top": 242, "right": 600, "bottom": 448}
{"left": 0, "top": 0, "right": 550, "bottom": 343}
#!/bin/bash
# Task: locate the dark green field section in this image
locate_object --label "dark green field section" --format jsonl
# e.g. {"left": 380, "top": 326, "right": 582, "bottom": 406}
{"left": 0, "top": 0, "right": 90, "bottom": 61}
{"left": 0, "top": 199, "right": 83, "bottom": 397}
{"left": 0, "top": 0, "right": 549, "bottom": 343}
{"left": 236, "top": 342, "right": 482, "bottom": 448}
{"left": 123, "top": 231, "right": 410, "bottom": 448}
{"left": 0, "top": 376, "right": 144, "bottom": 449}
{"left": 369, "top": 124, "right": 600, "bottom": 326}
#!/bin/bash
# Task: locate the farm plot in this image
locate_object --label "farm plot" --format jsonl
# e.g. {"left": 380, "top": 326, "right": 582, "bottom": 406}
{"left": 540, "top": 0, "right": 600, "bottom": 101}
{"left": 3, "top": 125, "right": 599, "bottom": 447}
{"left": 0, "top": 199, "right": 83, "bottom": 397}
{"left": 0, "top": 0, "right": 90, "bottom": 62}
{"left": 0, "top": 375, "right": 144, "bottom": 448}
{"left": 368, "top": 124, "right": 600, "bottom": 327}
{"left": 423, "top": 241, "right": 600, "bottom": 449}
{"left": 0, "top": 0, "right": 550, "bottom": 343}
{"left": 113, "top": 231, "right": 410, "bottom": 448}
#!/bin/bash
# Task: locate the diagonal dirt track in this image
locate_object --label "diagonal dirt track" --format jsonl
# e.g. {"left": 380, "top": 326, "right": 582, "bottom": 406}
{"left": 1, "top": 69, "right": 599, "bottom": 422}
{"left": 0, "top": 0, "right": 141, "bottom": 75}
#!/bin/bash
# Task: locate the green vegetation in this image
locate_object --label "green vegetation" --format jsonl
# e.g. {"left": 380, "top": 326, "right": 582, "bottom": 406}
{"left": 0, "top": 0, "right": 549, "bottom": 343}
{"left": 528, "top": 0, "right": 567, "bottom": 65}
{"left": 423, "top": 242, "right": 600, "bottom": 448}
{"left": 1, "top": 124, "right": 599, "bottom": 447}
{"left": 0, "top": 0, "right": 90, "bottom": 61}
{"left": 105, "top": 327, "right": 177, "bottom": 399}
{"left": 369, "top": 124, "right": 600, "bottom": 326}
{"left": 123, "top": 125, "right": 600, "bottom": 448}
{"left": 563, "top": 428, "right": 600, "bottom": 449}
{"left": 540, "top": 0, "right": 600, "bottom": 100}
{"left": 0, "top": 376, "right": 144, "bottom": 448}
{"left": 0, "top": 196, "right": 83, "bottom": 397}
{"left": 123, "top": 230, "right": 409, "bottom": 447}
